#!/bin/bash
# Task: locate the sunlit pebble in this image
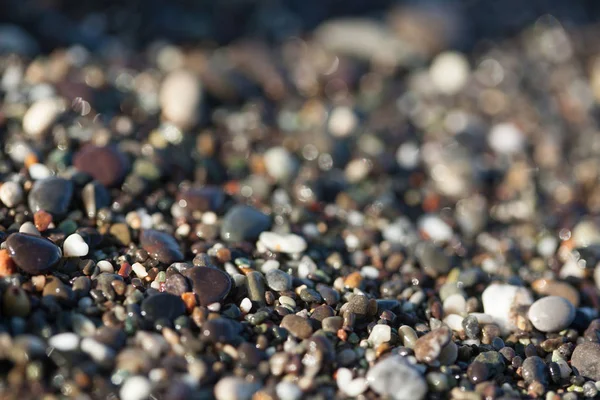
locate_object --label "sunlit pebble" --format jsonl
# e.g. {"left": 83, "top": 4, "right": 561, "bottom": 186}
{"left": 63, "top": 233, "right": 89, "bottom": 257}
{"left": 537, "top": 236, "right": 558, "bottom": 257}
{"left": 132, "top": 262, "right": 148, "bottom": 279}
{"left": 29, "top": 83, "right": 55, "bottom": 102}
{"left": 260, "top": 259, "right": 280, "bottom": 274}
{"left": 156, "top": 45, "right": 185, "bottom": 72}
{"left": 207, "top": 302, "right": 221, "bottom": 312}
{"left": 559, "top": 255, "right": 586, "bottom": 279}
{"left": 19, "top": 222, "right": 40, "bottom": 236}
{"left": 328, "top": 106, "right": 357, "bottom": 137}
{"left": 150, "top": 280, "right": 161, "bottom": 290}
{"left": 22, "top": 98, "right": 63, "bottom": 137}
{"left": 120, "top": 376, "right": 151, "bottom": 400}
{"left": 302, "top": 223, "right": 320, "bottom": 239}
{"left": 396, "top": 142, "right": 420, "bottom": 169}
{"left": 345, "top": 234, "right": 360, "bottom": 250}
{"left": 71, "top": 97, "right": 91, "bottom": 116}
{"left": 488, "top": 123, "right": 525, "bottom": 155}
{"left": 0, "top": 181, "right": 23, "bottom": 207}
{"left": 240, "top": 298, "right": 252, "bottom": 314}
{"left": 443, "top": 314, "right": 464, "bottom": 332}
{"left": 429, "top": 51, "right": 470, "bottom": 95}
{"left": 1, "top": 63, "right": 23, "bottom": 91}
{"left": 345, "top": 158, "right": 372, "bottom": 183}
{"left": 418, "top": 215, "right": 453, "bottom": 242}
{"left": 97, "top": 260, "right": 114, "bottom": 274}
{"left": 361, "top": 266, "right": 379, "bottom": 280}
{"left": 28, "top": 163, "right": 52, "bottom": 180}
{"left": 176, "top": 224, "right": 190, "bottom": 237}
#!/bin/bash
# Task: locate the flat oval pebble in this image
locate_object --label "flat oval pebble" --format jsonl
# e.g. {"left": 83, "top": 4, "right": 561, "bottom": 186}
{"left": 22, "top": 98, "right": 61, "bottom": 137}
{"left": 6, "top": 233, "right": 62, "bottom": 274}
{"left": 527, "top": 296, "right": 575, "bottom": 332}
{"left": 140, "top": 229, "right": 183, "bottom": 264}
{"left": 176, "top": 186, "right": 225, "bottom": 214}
{"left": 366, "top": 354, "right": 427, "bottom": 400}
{"left": 141, "top": 292, "right": 186, "bottom": 321}
{"left": 214, "top": 376, "right": 261, "bottom": 400}
{"left": 73, "top": 144, "right": 129, "bottom": 187}
{"left": 280, "top": 314, "right": 313, "bottom": 339}
{"left": 28, "top": 177, "right": 73, "bottom": 217}
{"left": 220, "top": 205, "right": 271, "bottom": 242}
{"left": 481, "top": 283, "right": 533, "bottom": 333}
{"left": 259, "top": 231, "right": 307, "bottom": 253}
{"left": 185, "top": 266, "right": 232, "bottom": 305}
{"left": 571, "top": 341, "right": 600, "bottom": 381}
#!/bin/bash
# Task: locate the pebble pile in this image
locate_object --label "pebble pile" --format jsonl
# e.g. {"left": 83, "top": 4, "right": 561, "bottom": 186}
{"left": 1, "top": 11, "right": 600, "bottom": 400}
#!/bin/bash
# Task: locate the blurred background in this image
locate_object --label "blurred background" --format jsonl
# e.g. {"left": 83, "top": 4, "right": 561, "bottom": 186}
{"left": 3, "top": 0, "right": 600, "bottom": 54}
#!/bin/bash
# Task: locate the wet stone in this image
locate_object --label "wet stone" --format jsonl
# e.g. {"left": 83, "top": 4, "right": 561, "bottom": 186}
{"left": 280, "top": 315, "right": 313, "bottom": 339}
{"left": 141, "top": 293, "right": 186, "bottom": 322}
{"left": 140, "top": 229, "right": 183, "bottom": 264}
{"left": 571, "top": 341, "right": 600, "bottom": 381}
{"left": 164, "top": 273, "right": 189, "bottom": 296}
{"left": 522, "top": 356, "right": 548, "bottom": 386}
{"left": 73, "top": 144, "right": 129, "bottom": 187}
{"left": 265, "top": 269, "right": 293, "bottom": 292}
{"left": 6, "top": 233, "right": 62, "bottom": 275}
{"left": 414, "top": 326, "right": 452, "bottom": 364}
{"left": 322, "top": 316, "right": 343, "bottom": 332}
{"left": 471, "top": 351, "right": 505, "bottom": 382}
{"left": 246, "top": 271, "right": 265, "bottom": 304}
{"left": 28, "top": 177, "right": 74, "bottom": 217}
{"left": 527, "top": 296, "right": 575, "bottom": 333}
{"left": 415, "top": 242, "right": 450, "bottom": 278}
{"left": 220, "top": 205, "right": 271, "bottom": 242}
{"left": 311, "top": 305, "right": 335, "bottom": 322}
{"left": 185, "top": 266, "right": 232, "bottom": 305}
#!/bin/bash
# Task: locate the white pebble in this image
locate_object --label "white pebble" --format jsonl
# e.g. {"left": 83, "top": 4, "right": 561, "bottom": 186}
{"left": 202, "top": 211, "right": 218, "bottom": 225}
{"left": 443, "top": 314, "right": 464, "bottom": 332}
{"left": 345, "top": 158, "right": 371, "bottom": 183}
{"left": 23, "top": 98, "right": 62, "bottom": 137}
{"left": 96, "top": 260, "right": 114, "bottom": 273}
{"left": 482, "top": 283, "right": 533, "bottom": 333}
{"left": 276, "top": 381, "right": 303, "bottom": 400}
{"left": 48, "top": 332, "right": 80, "bottom": 352}
{"left": 361, "top": 266, "right": 380, "bottom": 280}
{"left": 418, "top": 215, "right": 453, "bottom": 242}
{"left": 81, "top": 338, "right": 114, "bottom": 363}
{"left": 28, "top": 163, "right": 52, "bottom": 180}
{"left": 0, "top": 181, "right": 23, "bottom": 207}
{"left": 488, "top": 123, "right": 525, "bottom": 155}
{"left": 63, "top": 233, "right": 89, "bottom": 257}
{"left": 120, "top": 376, "right": 151, "bottom": 400}
{"left": 537, "top": 236, "right": 558, "bottom": 257}
{"left": 369, "top": 324, "right": 391, "bottom": 347}
{"left": 298, "top": 256, "right": 317, "bottom": 279}
{"left": 264, "top": 147, "right": 298, "bottom": 182}
{"left": 159, "top": 69, "right": 202, "bottom": 129}
{"left": 396, "top": 141, "right": 420, "bottom": 169}
{"left": 329, "top": 106, "right": 357, "bottom": 137}
{"left": 595, "top": 263, "right": 600, "bottom": 291}
{"left": 207, "top": 302, "right": 221, "bottom": 312}
{"left": 469, "top": 313, "right": 495, "bottom": 325}
{"left": 214, "top": 376, "right": 260, "bottom": 400}
{"left": 258, "top": 231, "right": 307, "bottom": 254}
{"left": 260, "top": 259, "right": 280, "bottom": 274}
{"left": 19, "top": 221, "right": 40, "bottom": 236}
{"left": 132, "top": 262, "right": 148, "bottom": 279}
{"left": 429, "top": 51, "right": 470, "bottom": 95}
{"left": 240, "top": 298, "right": 252, "bottom": 314}
{"left": 572, "top": 220, "right": 600, "bottom": 248}
{"left": 443, "top": 294, "right": 466, "bottom": 315}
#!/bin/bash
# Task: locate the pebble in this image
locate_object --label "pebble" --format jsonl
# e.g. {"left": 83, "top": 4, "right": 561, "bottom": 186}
{"left": 73, "top": 144, "right": 129, "bottom": 187}
{"left": 418, "top": 215, "right": 453, "bottom": 242}
{"left": 80, "top": 337, "right": 115, "bottom": 363}
{"left": 0, "top": 181, "right": 23, "bottom": 207}
{"left": 366, "top": 354, "right": 427, "bottom": 400}
{"left": 164, "top": 272, "right": 189, "bottom": 296}
{"left": 120, "top": 376, "right": 152, "bottom": 400}
{"left": 22, "top": 98, "right": 62, "bottom": 137}
{"left": 522, "top": 356, "right": 549, "bottom": 385}
{"left": 246, "top": 271, "right": 265, "bottom": 304}
{"left": 527, "top": 296, "right": 575, "bottom": 332}
{"left": 28, "top": 176, "right": 74, "bottom": 217}
{"left": 469, "top": 351, "right": 505, "bottom": 383}
{"left": 265, "top": 269, "right": 293, "bottom": 292}
{"left": 276, "top": 381, "right": 303, "bottom": 400}
{"left": 201, "top": 318, "right": 237, "bottom": 343}
{"left": 571, "top": 342, "right": 600, "bottom": 381}
{"left": 280, "top": 314, "right": 313, "bottom": 339}
{"left": 345, "top": 293, "right": 369, "bottom": 315}
{"left": 429, "top": 51, "right": 470, "bottom": 95}
{"left": 488, "top": 123, "right": 525, "bottom": 155}
{"left": 220, "top": 205, "right": 271, "bottom": 242}
{"left": 159, "top": 69, "right": 202, "bottom": 129}
{"left": 369, "top": 324, "right": 391, "bottom": 347}
{"left": 481, "top": 283, "right": 533, "bottom": 333}
{"left": 185, "top": 266, "right": 232, "bottom": 305}
{"left": 140, "top": 229, "right": 183, "bottom": 264}
{"left": 415, "top": 241, "right": 450, "bottom": 278}
{"left": 176, "top": 186, "right": 225, "bottom": 214}
{"left": 48, "top": 332, "right": 80, "bottom": 352}
{"left": 443, "top": 294, "right": 466, "bottom": 315}
{"left": 81, "top": 181, "right": 111, "bottom": 218}
{"left": 414, "top": 326, "right": 452, "bottom": 364}
{"left": 141, "top": 292, "right": 186, "bottom": 321}
{"left": 28, "top": 163, "right": 51, "bottom": 180}
{"left": 263, "top": 146, "right": 298, "bottom": 182}
{"left": 214, "top": 376, "right": 261, "bottom": 400}
{"left": 19, "top": 221, "right": 40, "bottom": 236}
{"left": 6, "top": 233, "right": 62, "bottom": 274}
{"left": 258, "top": 231, "right": 307, "bottom": 254}
{"left": 3, "top": 286, "right": 30, "bottom": 317}
{"left": 322, "top": 316, "right": 343, "bottom": 332}
{"left": 63, "top": 233, "right": 89, "bottom": 257}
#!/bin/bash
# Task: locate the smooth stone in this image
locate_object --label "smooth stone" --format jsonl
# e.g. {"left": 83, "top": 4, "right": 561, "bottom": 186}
{"left": 259, "top": 231, "right": 307, "bottom": 254}
{"left": 140, "top": 229, "right": 183, "bottom": 264}
{"left": 322, "top": 316, "right": 343, "bottom": 332}
{"left": 470, "top": 351, "right": 505, "bottom": 382}
{"left": 488, "top": 123, "right": 525, "bottom": 155}
{"left": 246, "top": 271, "right": 265, "bottom": 304}
{"left": 528, "top": 296, "right": 575, "bottom": 332}
{"left": 141, "top": 293, "right": 186, "bottom": 321}
{"left": 23, "top": 98, "right": 61, "bottom": 137}
{"left": 346, "top": 294, "right": 369, "bottom": 315}
{"left": 415, "top": 241, "right": 450, "bottom": 278}
{"left": 19, "top": 221, "right": 40, "bottom": 236}
{"left": 214, "top": 376, "right": 261, "bottom": 400}
{"left": 81, "top": 181, "right": 111, "bottom": 218}
{"left": 311, "top": 305, "right": 335, "bottom": 322}
{"left": 176, "top": 186, "right": 225, "bottom": 214}
{"left": 109, "top": 223, "right": 131, "bottom": 246}
{"left": 571, "top": 342, "right": 600, "bottom": 381}
{"left": 0, "top": 181, "right": 23, "bottom": 207}
{"left": 220, "top": 205, "right": 271, "bottom": 242}
{"left": 263, "top": 147, "right": 298, "bottom": 183}
{"left": 280, "top": 315, "right": 313, "bottom": 339}
{"left": 48, "top": 332, "right": 80, "bottom": 352}
{"left": 73, "top": 144, "right": 129, "bottom": 187}
{"left": 443, "top": 294, "right": 466, "bottom": 315}
{"left": 6, "top": 233, "right": 62, "bottom": 274}
{"left": 481, "top": 283, "right": 533, "bottom": 333}
{"left": 201, "top": 318, "right": 238, "bottom": 343}
{"left": 366, "top": 354, "right": 427, "bottom": 400}
{"left": 120, "top": 376, "right": 151, "bottom": 400}
{"left": 414, "top": 326, "right": 452, "bottom": 364}
{"left": 369, "top": 324, "right": 391, "bottom": 347}
{"left": 159, "top": 69, "right": 202, "bottom": 129}
{"left": 299, "top": 288, "right": 322, "bottom": 303}
{"left": 185, "top": 266, "right": 232, "bottom": 305}
{"left": 43, "top": 276, "right": 71, "bottom": 301}
{"left": 276, "top": 381, "right": 303, "bottom": 400}
{"left": 429, "top": 51, "right": 470, "bottom": 95}
{"left": 417, "top": 215, "right": 453, "bottom": 242}
{"left": 265, "top": 269, "right": 293, "bottom": 292}
{"left": 522, "top": 356, "right": 549, "bottom": 385}
{"left": 164, "top": 273, "right": 189, "bottom": 296}
{"left": 63, "top": 233, "right": 89, "bottom": 257}
{"left": 28, "top": 177, "right": 73, "bottom": 217}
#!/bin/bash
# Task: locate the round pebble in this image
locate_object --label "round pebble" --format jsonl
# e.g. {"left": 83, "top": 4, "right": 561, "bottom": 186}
{"left": 527, "top": 296, "right": 575, "bottom": 332}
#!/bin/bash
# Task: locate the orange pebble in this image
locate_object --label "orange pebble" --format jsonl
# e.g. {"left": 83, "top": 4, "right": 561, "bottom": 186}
{"left": 24, "top": 153, "right": 38, "bottom": 168}
{"left": 182, "top": 292, "right": 197, "bottom": 312}
{"left": 0, "top": 249, "right": 16, "bottom": 276}
{"left": 344, "top": 271, "right": 363, "bottom": 289}
{"left": 337, "top": 329, "right": 348, "bottom": 341}
{"left": 33, "top": 210, "right": 53, "bottom": 232}
{"left": 118, "top": 262, "right": 132, "bottom": 278}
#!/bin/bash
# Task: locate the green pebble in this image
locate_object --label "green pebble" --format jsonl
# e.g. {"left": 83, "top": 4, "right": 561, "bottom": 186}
{"left": 133, "top": 159, "right": 161, "bottom": 181}
{"left": 58, "top": 219, "right": 77, "bottom": 235}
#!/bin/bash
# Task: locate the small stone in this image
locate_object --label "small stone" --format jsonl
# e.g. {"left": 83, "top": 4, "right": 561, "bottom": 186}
{"left": 160, "top": 69, "right": 202, "bottom": 129}
{"left": 140, "top": 229, "right": 183, "bottom": 264}
{"left": 414, "top": 326, "right": 452, "bottom": 364}
{"left": 43, "top": 276, "right": 71, "bottom": 301}
{"left": 0, "top": 249, "right": 17, "bottom": 276}
{"left": 81, "top": 181, "right": 111, "bottom": 218}
{"left": 522, "top": 356, "right": 549, "bottom": 386}
{"left": 366, "top": 354, "right": 427, "bottom": 400}
{"left": 110, "top": 223, "right": 131, "bottom": 246}
{"left": 164, "top": 273, "right": 189, "bottom": 296}
{"left": 0, "top": 181, "right": 23, "bottom": 207}
{"left": 571, "top": 342, "right": 600, "bottom": 381}
{"left": 263, "top": 147, "right": 298, "bottom": 183}
{"left": 22, "top": 98, "right": 62, "bottom": 137}
{"left": 265, "top": 269, "right": 292, "bottom": 292}
{"left": 322, "top": 316, "right": 343, "bottom": 332}
{"left": 19, "top": 221, "right": 39, "bottom": 236}
{"left": 299, "top": 288, "right": 322, "bottom": 303}
{"left": 276, "top": 381, "right": 303, "bottom": 400}
{"left": 28, "top": 177, "right": 73, "bottom": 217}
{"left": 80, "top": 337, "right": 115, "bottom": 363}
{"left": 3, "top": 286, "right": 30, "bottom": 317}
{"left": 462, "top": 315, "right": 481, "bottom": 339}
{"left": 120, "top": 375, "right": 151, "bottom": 400}
{"left": 6, "top": 233, "right": 62, "bottom": 274}
{"left": 221, "top": 205, "right": 271, "bottom": 242}
{"left": 246, "top": 271, "right": 265, "bottom": 304}
{"left": 346, "top": 294, "right": 369, "bottom": 315}
{"left": 214, "top": 376, "right": 261, "bottom": 400}
{"left": 280, "top": 315, "right": 313, "bottom": 339}
{"left": 481, "top": 283, "right": 533, "bottom": 333}
{"left": 33, "top": 210, "right": 52, "bottom": 232}
{"left": 528, "top": 296, "right": 575, "bottom": 332}
{"left": 176, "top": 186, "right": 225, "bottom": 215}
{"left": 369, "top": 324, "right": 392, "bottom": 347}
{"left": 185, "top": 266, "right": 232, "bottom": 305}
{"left": 259, "top": 231, "right": 307, "bottom": 254}
{"left": 489, "top": 123, "right": 525, "bottom": 155}
{"left": 141, "top": 293, "right": 186, "bottom": 322}
{"left": 63, "top": 233, "right": 89, "bottom": 257}
{"left": 201, "top": 318, "right": 237, "bottom": 343}
{"left": 429, "top": 51, "right": 470, "bottom": 95}
{"left": 443, "top": 294, "right": 466, "bottom": 315}
{"left": 73, "top": 144, "right": 129, "bottom": 187}
{"left": 48, "top": 332, "right": 80, "bottom": 352}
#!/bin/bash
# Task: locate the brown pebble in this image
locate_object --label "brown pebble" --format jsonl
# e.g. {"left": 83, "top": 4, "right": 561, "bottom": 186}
{"left": 216, "top": 248, "right": 231, "bottom": 263}
{"left": 0, "top": 249, "right": 16, "bottom": 276}
{"left": 182, "top": 292, "right": 197, "bottom": 313}
{"left": 118, "top": 262, "right": 132, "bottom": 278}
{"left": 31, "top": 275, "right": 46, "bottom": 292}
{"left": 33, "top": 210, "right": 52, "bottom": 232}
{"left": 414, "top": 326, "right": 452, "bottom": 363}
{"left": 344, "top": 271, "right": 363, "bottom": 288}
{"left": 280, "top": 315, "right": 313, "bottom": 339}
